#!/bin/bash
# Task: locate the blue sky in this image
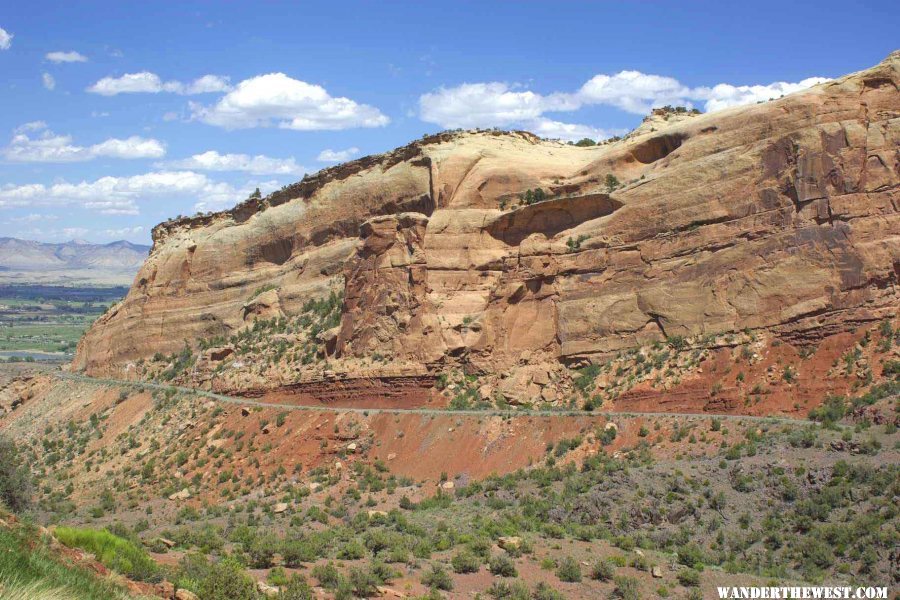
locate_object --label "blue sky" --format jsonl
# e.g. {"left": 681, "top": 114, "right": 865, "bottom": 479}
{"left": 0, "top": 0, "right": 896, "bottom": 244}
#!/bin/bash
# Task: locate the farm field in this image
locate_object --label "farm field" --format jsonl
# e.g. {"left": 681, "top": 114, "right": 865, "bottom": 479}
{"left": 0, "top": 285, "right": 127, "bottom": 360}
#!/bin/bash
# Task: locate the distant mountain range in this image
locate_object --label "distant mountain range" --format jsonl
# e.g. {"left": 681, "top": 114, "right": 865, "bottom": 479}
{"left": 0, "top": 238, "right": 150, "bottom": 285}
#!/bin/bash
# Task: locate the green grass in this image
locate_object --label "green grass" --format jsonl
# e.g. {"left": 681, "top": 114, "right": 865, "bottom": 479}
{"left": 0, "top": 523, "right": 135, "bottom": 600}
{"left": 0, "top": 324, "right": 89, "bottom": 353}
{"left": 0, "top": 286, "right": 122, "bottom": 354}
{"left": 0, "top": 579, "right": 74, "bottom": 600}
{"left": 53, "top": 527, "right": 159, "bottom": 583}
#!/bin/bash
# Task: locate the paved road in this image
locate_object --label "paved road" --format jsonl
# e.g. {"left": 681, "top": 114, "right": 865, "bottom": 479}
{"left": 53, "top": 371, "right": 813, "bottom": 425}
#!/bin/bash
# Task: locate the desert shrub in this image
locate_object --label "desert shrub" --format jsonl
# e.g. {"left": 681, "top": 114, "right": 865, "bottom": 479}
{"left": 667, "top": 335, "right": 687, "bottom": 351}
{"left": 420, "top": 564, "right": 453, "bottom": 591}
{"left": 598, "top": 425, "right": 617, "bottom": 446}
{"left": 311, "top": 563, "right": 343, "bottom": 590}
{"left": 677, "top": 568, "right": 701, "bottom": 587}
{"left": 630, "top": 554, "right": 649, "bottom": 571}
{"left": 573, "top": 364, "right": 601, "bottom": 393}
{"left": 247, "top": 535, "right": 277, "bottom": 568}
{"left": 883, "top": 360, "right": 900, "bottom": 377}
{"left": 556, "top": 556, "right": 582, "bottom": 582}
{"left": 0, "top": 435, "right": 31, "bottom": 513}
{"left": 54, "top": 527, "right": 158, "bottom": 582}
{"left": 532, "top": 582, "right": 565, "bottom": 600}
{"left": 611, "top": 576, "right": 640, "bottom": 599}
{"left": 337, "top": 539, "right": 366, "bottom": 560}
{"left": 194, "top": 556, "right": 257, "bottom": 600}
{"left": 605, "top": 174, "right": 621, "bottom": 191}
{"left": 279, "top": 575, "right": 313, "bottom": 600}
{"left": 466, "top": 537, "right": 492, "bottom": 559}
{"left": 348, "top": 566, "right": 379, "bottom": 597}
{"left": 783, "top": 366, "right": 797, "bottom": 383}
{"left": 371, "top": 560, "right": 399, "bottom": 583}
{"left": 487, "top": 579, "right": 531, "bottom": 599}
{"left": 809, "top": 395, "right": 846, "bottom": 426}
{"left": 788, "top": 426, "right": 818, "bottom": 448}
{"left": 590, "top": 558, "right": 615, "bottom": 581}
{"left": 249, "top": 284, "right": 277, "bottom": 300}
{"left": 677, "top": 544, "right": 705, "bottom": 569}
{"left": 553, "top": 436, "right": 583, "bottom": 457}
{"left": 520, "top": 188, "right": 548, "bottom": 205}
{"left": 451, "top": 550, "right": 481, "bottom": 573}
{"left": 566, "top": 235, "right": 589, "bottom": 252}
{"left": 489, "top": 554, "right": 518, "bottom": 577}
{"left": 267, "top": 567, "right": 289, "bottom": 586}
{"left": 796, "top": 536, "right": 834, "bottom": 572}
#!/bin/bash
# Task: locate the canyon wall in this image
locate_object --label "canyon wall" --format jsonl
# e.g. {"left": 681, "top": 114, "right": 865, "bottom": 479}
{"left": 75, "top": 52, "right": 900, "bottom": 385}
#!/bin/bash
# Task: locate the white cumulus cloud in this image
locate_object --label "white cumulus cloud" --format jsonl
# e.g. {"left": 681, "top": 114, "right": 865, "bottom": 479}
{"left": 182, "top": 74, "right": 233, "bottom": 95}
{"left": 317, "top": 147, "right": 360, "bottom": 163}
{"left": 577, "top": 71, "right": 691, "bottom": 114}
{"left": 419, "top": 82, "right": 575, "bottom": 129}
{"left": 693, "top": 77, "right": 831, "bottom": 112}
{"left": 160, "top": 150, "right": 305, "bottom": 175}
{"left": 419, "top": 69, "right": 829, "bottom": 139}
{"left": 190, "top": 73, "right": 390, "bottom": 131}
{"left": 6, "top": 213, "right": 58, "bottom": 224}
{"left": 193, "top": 179, "right": 281, "bottom": 213}
{"left": 0, "top": 27, "right": 11, "bottom": 50}
{"left": 87, "top": 71, "right": 231, "bottom": 96}
{"left": 3, "top": 123, "right": 166, "bottom": 162}
{"left": 42, "top": 73, "right": 56, "bottom": 91}
{"left": 526, "top": 118, "right": 622, "bottom": 143}
{"left": 46, "top": 50, "right": 88, "bottom": 63}
{"left": 0, "top": 171, "right": 280, "bottom": 217}
{"left": 15, "top": 121, "right": 48, "bottom": 133}
{"left": 103, "top": 226, "right": 144, "bottom": 238}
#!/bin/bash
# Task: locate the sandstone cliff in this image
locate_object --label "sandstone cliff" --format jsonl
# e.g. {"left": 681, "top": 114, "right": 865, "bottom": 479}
{"left": 75, "top": 53, "right": 900, "bottom": 396}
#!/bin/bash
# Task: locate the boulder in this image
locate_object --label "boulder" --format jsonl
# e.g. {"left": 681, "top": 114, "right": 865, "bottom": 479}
{"left": 155, "top": 581, "right": 175, "bottom": 598}
{"left": 257, "top": 581, "right": 280, "bottom": 598}
{"left": 241, "top": 288, "right": 283, "bottom": 322}
{"left": 168, "top": 489, "right": 191, "bottom": 501}
{"left": 498, "top": 536, "right": 523, "bottom": 551}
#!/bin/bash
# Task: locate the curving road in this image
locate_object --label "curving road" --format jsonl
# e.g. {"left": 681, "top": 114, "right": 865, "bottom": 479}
{"left": 52, "top": 371, "right": 814, "bottom": 425}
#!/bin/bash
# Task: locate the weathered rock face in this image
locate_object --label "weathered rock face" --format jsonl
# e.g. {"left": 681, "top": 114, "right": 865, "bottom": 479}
{"left": 75, "top": 53, "right": 899, "bottom": 384}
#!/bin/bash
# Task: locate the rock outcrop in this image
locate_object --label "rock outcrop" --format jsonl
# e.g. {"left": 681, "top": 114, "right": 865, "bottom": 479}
{"left": 75, "top": 53, "right": 900, "bottom": 390}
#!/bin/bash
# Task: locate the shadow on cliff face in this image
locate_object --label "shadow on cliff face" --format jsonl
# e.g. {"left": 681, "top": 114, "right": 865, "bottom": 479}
{"left": 485, "top": 194, "right": 623, "bottom": 245}
{"left": 629, "top": 132, "right": 686, "bottom": 164}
